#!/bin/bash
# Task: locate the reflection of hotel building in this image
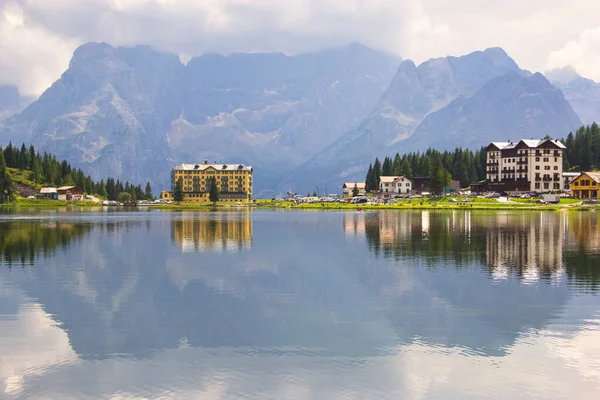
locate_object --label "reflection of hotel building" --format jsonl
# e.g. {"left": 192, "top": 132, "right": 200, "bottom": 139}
{"left": 485, "top": 213, "right": 565, "bottom": 280}
{"left": 565, "top": 212, "right": 600, "bottom": 253}
{"left": 344, "top": 213, "right": 366, "bottom": 238}
{"left": 172, "top": 213, "right": 252, "bottom": 252}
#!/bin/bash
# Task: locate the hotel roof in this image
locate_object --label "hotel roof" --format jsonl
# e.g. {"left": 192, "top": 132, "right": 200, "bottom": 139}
{"left": 379, "top": 176, "right": 410, "bottom": 183}
{"left": 489, "top": 139, "right": 566, "bottom": 150}
{"left": 174, "top": 163, "right": 253, "bottom": 171}
{"left": 343, "top": 182, "right": 366, "bottom": 188}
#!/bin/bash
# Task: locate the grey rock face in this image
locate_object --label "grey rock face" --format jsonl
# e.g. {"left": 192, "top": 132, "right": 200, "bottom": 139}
{"left": 404, "top": 72, "right": 582, "bottom": 152}
{"left": 281, "top": 48, "right": 525, "bottom": 193}
{"left": 1, "top": 42, "right": 184, "bottom": 187}
{"left": 0, "top": 42, "right": 398, "bottom": 193}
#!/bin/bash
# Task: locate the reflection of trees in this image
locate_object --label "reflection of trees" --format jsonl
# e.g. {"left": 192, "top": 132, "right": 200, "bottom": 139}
{"left": 363, "top": 211, "right": 600, "bottom": 291}
{"left": 564, "top": 212, "right": 600, "bottom": 291}
{"left": 171, "top": 212, "right": 252, "bottom": 252}
{"left": 364, "top": 211, "right": 485, "bottom": 267}
{"left": 0, "top": 222, "right": 92, "bottom": 266}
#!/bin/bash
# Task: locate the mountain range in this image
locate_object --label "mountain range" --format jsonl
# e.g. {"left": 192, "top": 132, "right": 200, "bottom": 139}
{"left": 0, "top": 43, "right": 591, "bottom": 195}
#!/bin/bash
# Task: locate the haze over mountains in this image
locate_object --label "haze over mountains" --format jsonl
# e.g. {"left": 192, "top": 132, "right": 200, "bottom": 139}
{"left": 0, "top": 42, "right": 590, "bottom": 195}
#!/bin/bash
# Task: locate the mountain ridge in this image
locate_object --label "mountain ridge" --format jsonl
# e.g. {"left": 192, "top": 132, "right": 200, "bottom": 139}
{"left": 0, "top": 43, "right": 590, "bottom": 196}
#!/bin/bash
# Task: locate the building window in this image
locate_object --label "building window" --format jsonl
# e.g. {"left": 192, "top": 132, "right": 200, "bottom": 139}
{"left": 536, "top": 157, "right": 540, "bottom": 162}
{"left": 554, "top": 183, "right": 560, "bottom": 189}
{"left": 543, "top": 158, "right": 549, "bottom": 162}
{"left": 535, "top": 183, "right": 540, "bottom": 189}
{"left": 554, "top": 166, "right": 558, "bottom": 170}
{"left": 544, "top": 183, "right": 549, "bottom": 189}
{"left": 535, "top": 166, "right": 540, "bottom": 170}
{"left": 545, "top": 166, "right": 550, "bottom": 170}
{"left": 554, "top": 158, "right": 558, "bottom": 162}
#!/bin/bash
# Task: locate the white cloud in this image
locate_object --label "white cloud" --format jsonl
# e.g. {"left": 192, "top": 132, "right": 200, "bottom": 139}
{"left": 0, "top": 0, "right": 599, "bottom": 95}
{"left": 547, "top": 26, "right": 600, "bottom": 81}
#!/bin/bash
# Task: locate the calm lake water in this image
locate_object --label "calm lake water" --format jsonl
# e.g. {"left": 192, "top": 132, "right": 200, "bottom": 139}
{"left": 1, "top": 209, "right": 599, "bottom": 399}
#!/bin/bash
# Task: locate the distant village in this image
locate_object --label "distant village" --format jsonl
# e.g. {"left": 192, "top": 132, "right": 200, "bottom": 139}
{"left": 24, "top": 138, "right": 600, "bottom": 206}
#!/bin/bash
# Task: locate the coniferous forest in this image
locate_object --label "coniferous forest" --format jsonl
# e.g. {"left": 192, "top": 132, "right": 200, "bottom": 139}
{"left": 365, "top": 123, "right": 600, "bottom": 192}
{"left": 0, "top": 142, "right": 153, "bottom": 202}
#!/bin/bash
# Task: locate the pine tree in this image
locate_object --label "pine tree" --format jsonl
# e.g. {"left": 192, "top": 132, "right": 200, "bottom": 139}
{"left": 352, "top": 183, "right": 359, "bottom": 197}
{"left": 0, "top": 151, "right": 12, "bottom": 202}
{"left": 399, "top": 159, "right": 413, "bottom": 178}
{"left": 372, "top": 158, "right": 382, "bottom": 191}
{"left": 18, "top": 143, "right": 28, "bottom": 171}
{"left": 144, "top": 182, "right": 153, "bottom": 200}
{"left": 365, "top": 164, "right": 373, "bottom": 192}
{"left": 392, "top": 154, "right": 402, "bottom": 176}
{"left": 382, "top": 156, "right": 393, "bottom": 176}
{"left": 209, "top": 177, "right": 220, "bottom": 204}
{"left": 429, "top": 154, "right": 451, "bottom": 195}
{"left": 174, "top": 178, "right": 184, "bottom": 203}
{"left": 31, "top": 157, "right": 43, "bottom": 183}
{"left": 98, "top": 179, "right": 108, "bottom": 198}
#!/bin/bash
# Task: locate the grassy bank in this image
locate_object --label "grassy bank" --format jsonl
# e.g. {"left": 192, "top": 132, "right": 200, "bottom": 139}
{"left": 254, "top": 197, "right": 593, "bottom": 212}
{"left": 1, "top": 198, "right": 101, "bottom": 208}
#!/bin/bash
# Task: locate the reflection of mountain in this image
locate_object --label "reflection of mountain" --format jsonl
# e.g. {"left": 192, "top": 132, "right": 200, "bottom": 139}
{"left": 171, "top": 212, "right": 252, "bottom": 252}
{"left": 7, "top": 211, "right": 599, "bottom": 363}
{"left": 0, "top": 220, "right": 92, "bottom": 266}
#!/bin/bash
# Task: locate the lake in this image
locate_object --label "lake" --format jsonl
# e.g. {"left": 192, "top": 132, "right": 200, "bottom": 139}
{"left": 1, "top": 209, "right": 599, "bottom": 399}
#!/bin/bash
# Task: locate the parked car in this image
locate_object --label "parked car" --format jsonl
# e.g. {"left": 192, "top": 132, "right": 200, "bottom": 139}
{"left": 583, "top": 199, "right": 598, "bottom": 205}
{"left": 520, "top": 194, "right": 531, "bottom": 199}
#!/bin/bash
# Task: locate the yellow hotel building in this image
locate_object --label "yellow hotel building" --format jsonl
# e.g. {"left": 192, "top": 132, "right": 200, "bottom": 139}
{"left": 162, "top": 161, "right": 253, "bottom": 202}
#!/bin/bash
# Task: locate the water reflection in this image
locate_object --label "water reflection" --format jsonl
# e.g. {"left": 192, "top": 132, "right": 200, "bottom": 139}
{"left": 0, "top": 211, "right": 599, "bottom": 399}
{"left": 0, "top": 221, "right": 92, "bottom": 266}
{"left": 171, "top": 212, "right": 252, "bottom": 252}
{"left": 360, "top": 211, "right": 600, "bottom": 290}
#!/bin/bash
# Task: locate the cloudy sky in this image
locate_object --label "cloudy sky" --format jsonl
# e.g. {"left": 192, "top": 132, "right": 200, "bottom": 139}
{"left": 1, "top": 0, "right": 599, "bottom": 95}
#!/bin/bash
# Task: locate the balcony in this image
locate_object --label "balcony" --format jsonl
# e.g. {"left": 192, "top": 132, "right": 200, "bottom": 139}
{"left": 517, "top": 160, "right": 528, "bottom": 165}
{"left": 516, "top": 168, "right": 528, "bottom": 173}
{"left": 487, "top": 161, "right": 499, "bottom": 166}
{"left": 543, "top": 176, "right": 552, "bottom": 182}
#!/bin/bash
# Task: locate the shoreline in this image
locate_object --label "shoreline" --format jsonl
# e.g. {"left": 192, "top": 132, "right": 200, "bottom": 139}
{"left": 2, "top": 199, "right": 597, "bottom": 212}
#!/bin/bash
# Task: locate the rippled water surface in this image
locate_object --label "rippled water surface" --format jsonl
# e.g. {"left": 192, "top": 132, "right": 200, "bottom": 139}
{"left": 1, "top": 209, "right": 599, "bottom": 399}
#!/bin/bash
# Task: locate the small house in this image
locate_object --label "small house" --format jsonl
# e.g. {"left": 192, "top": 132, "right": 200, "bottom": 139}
{"left": 342, "top": 182, "right": 366, "bottom": 197}
{"left": 570, "top": 172, "right": 600, "bottom": 199}
{"left": 39, "top": 187, "right": 58, "bottom": 200}
{"left": 379, "top": 176, "right": 412, "bottom": 195}
{"left": 57, "top": 186, "right": 84, "bottom": 201}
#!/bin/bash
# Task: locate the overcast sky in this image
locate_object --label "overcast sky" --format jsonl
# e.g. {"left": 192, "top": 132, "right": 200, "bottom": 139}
{"left": 1, "top": 0, "right": 599, "bottom": 95}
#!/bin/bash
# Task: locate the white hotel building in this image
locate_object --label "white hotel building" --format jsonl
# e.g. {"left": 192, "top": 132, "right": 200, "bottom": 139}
{"left": 485, "top": 139, "right": 566, "bottom": 193}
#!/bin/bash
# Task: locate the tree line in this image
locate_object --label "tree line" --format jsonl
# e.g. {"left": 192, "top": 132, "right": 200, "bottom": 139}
{"left": 1, "top": 142, "right": 153, "bottom": 202}
{"left": 365, "top": 147, "right": 487, "bottom": 195}
{"left": 564, "top": 123, "right": 600, "bottom": 171}
{"left": 364, "top": 123, "right": 600, "bottom": 195}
